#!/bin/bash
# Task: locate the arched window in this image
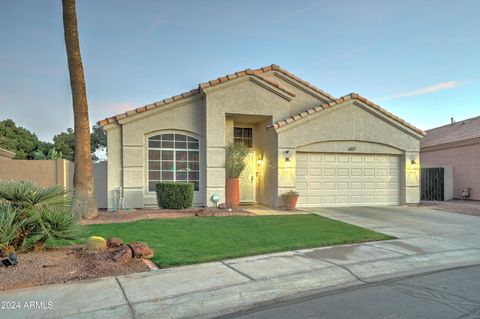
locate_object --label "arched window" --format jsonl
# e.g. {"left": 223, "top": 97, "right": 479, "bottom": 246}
{"left": 148, "top": 133, "right": 200, "bottom": 192}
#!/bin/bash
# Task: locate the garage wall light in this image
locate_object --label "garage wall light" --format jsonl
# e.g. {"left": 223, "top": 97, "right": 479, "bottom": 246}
{"left": 284, "top": 150, "right": 291, "bottom": 168}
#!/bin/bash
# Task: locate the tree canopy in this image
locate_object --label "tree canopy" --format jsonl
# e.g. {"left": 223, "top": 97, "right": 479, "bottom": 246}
{"left": 0, "top": 119, "right": 48, "bottom": 159}
{"left": 0, "top": 119, "right": 106, "bottom": 161}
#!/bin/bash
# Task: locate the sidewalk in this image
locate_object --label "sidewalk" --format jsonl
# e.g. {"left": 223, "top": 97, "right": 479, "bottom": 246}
{"left": 2, "top": 233, "right": 480, "bottom": 319}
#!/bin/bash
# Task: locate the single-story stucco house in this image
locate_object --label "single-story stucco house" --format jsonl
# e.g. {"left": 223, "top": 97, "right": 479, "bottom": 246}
{"left": 420, "top": 116, "right": 480, "bottom": 201}
{"left": 99, "top": 64, "right": 424, "bottom": 209}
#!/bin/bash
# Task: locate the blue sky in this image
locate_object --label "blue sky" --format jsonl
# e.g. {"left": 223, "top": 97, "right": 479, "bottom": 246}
{"left": 1, "top": 0, "right": 479, "bottom": 141}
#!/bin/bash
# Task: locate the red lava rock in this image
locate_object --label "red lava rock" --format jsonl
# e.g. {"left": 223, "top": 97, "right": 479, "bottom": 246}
{"left": 107, "top": 237, "right": 123, "bottom": 248}
{"left": 127, "top": 242, "right": 154, "bottom": 259}
{"left": 112, "top": 245, "right": 133, "bottom": 264}
{"left": 196, "top": 208, "right": 215, "bottom": 217}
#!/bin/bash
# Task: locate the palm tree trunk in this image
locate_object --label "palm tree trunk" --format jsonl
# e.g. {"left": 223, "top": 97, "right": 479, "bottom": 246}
{"left": 62, "top": 0, "right": 97, "bottom": 219}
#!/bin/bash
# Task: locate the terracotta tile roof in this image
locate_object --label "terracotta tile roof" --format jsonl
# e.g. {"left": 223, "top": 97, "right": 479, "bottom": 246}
{"left": 198, "top": 68, "right": 296, "bottom": 97}
{"left": 99, "top": 64, "right": 336, "bottom": 127}
{"left": 421, "top": 115, "right": 480, "bottom": 148}
{"left": 268, "top": 93, "right": 425, "bottom": 136}
{"left": 99, "top": 88, "right": 201, "bottom": 126}
{"left": 267, "top": 64, "right": 336, "bottom": 100}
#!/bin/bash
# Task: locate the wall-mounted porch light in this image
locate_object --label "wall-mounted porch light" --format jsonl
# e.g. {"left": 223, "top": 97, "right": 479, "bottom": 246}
{"left": 284, "top": 150, "right": 291, "bottom": 168}
{"left": 257, "top": 157, "right": 264, "bottom": 166}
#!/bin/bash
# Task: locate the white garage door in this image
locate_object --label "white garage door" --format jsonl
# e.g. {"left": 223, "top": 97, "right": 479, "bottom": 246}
{"left": 296, "top": 153, "right": 400, "bottom": 207}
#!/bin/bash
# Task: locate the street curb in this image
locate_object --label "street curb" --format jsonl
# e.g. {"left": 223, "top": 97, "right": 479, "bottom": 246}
{"left": 130, "top": 249, "right": 480, "bottom": 319}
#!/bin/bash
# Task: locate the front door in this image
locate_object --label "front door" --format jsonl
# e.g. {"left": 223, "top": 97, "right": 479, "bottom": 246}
{"left": 239, "top": 151, "right": 256, "bottom": 203}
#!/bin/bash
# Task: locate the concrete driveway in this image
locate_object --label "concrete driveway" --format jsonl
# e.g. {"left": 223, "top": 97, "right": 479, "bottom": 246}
{"left": 309, "top": 205, "right": 480, "bottom": 250}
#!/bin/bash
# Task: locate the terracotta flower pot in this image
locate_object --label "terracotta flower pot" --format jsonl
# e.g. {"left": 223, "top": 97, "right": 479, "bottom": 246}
{"left": 226, "top": 178, "right": 240, "bottom": 208}
{"left": 283, "top": 195, "right": 298, "bottom": 210}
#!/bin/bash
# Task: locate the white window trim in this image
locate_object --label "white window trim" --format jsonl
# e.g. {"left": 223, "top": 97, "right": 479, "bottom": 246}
{"left": 146, "top": 132, "right": 200, "bottom": 193}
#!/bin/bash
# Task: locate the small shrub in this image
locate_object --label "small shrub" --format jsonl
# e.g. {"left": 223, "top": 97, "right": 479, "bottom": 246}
{"left": 85, "top": 236, "right": 107, "bottom": 251}
{"left": 156, "top": 182, "right": 194, "bottom": 209}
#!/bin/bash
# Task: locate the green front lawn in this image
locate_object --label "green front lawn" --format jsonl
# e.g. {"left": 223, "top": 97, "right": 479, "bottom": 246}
{"left": 55, "top": 215, "right": 393, "bottom": 268}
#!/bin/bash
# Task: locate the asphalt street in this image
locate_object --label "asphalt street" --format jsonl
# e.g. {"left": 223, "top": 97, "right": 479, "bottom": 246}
{"left": 222, "top": 264, "right": 480, "bottom": 319}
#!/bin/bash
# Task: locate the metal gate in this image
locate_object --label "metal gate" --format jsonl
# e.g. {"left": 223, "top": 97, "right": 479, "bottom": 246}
{"left": 421, "top": 167, "right": 444, "bottom": 201}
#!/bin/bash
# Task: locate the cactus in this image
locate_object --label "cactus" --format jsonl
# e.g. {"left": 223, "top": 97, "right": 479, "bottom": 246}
{"left": 84, "top": 236, "right": 107, "bottom": 251}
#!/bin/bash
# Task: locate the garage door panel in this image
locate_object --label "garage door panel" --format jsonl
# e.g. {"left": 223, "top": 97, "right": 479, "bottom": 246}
{"left": 323, "top": 182, "right": 336, "bottom": 190}
{"left": 337, "top": 155, "right": 349, "bottom": 163}
{"left": 324, "top": 168, "right": 336, "bottom": 176}
{"left": 297, "top": 168, "right": 308, "bottom": 176}
{"left": 351, "top": 182, "right": 362, "bottom": 189}
{"left": 337, "top": 182, "right": 349, "bottom": 190}
{"left": 297, "top": 153, "right": 308, "bottom": 162}
{"left": 376, "top": 169, "right": 388, "bottom": 176}
{"left": 324, "top": 154, "right": 336, "bottom": 162}
{"left": 364, "top": 182, "right": 375, "bottom": 189}
{"left": 337, "top": 195, "right": 349, "bottom": 204}
{"left": 351, "top": 168, "right": 362, "bottom": 176}
{"left": 296, "top": 152, "right": 400, "bottom": 207}
{"left": 364, "top": 155, "right": 375, "bottom": 163}
{"left": 351, "top": 155, "right": 363, "bottom": 163}
{"left": 296, "top": 182, "right": 308, "bottom": 191}
{"left": 376, "top": 182, "right": 388, "bottom": 189}
{"left": 376, "top": 155, "right": 388, "bottom": 163}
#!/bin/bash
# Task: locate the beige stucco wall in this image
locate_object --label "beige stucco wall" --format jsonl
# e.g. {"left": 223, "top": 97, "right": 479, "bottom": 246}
{"left": 105, "top": 96, "right": 206, "bottom": 209}
{"left": 275, "top": 101, "right": 422, "bottom": 205}
{"left": 106, "top": 125, "right": 122, "bottom": 209}
{"left": 204, "top": 78, "right": 291, "bottom": 206}
{"left": 255, "top": 118, "right": 278, "bottom": 206}
{"left": 0, "top": 159, "right": 73, "bottom": 189}
{"left": 421, "top": 143, "right": 480, "bottom": 200}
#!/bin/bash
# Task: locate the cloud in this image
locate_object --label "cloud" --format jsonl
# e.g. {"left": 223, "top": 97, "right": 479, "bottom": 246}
{"left": 378, "top": 81, "right": 462, "bottom": 101}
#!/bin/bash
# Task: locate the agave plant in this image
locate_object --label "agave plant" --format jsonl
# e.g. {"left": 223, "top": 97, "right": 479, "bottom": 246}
{"left": 0, "top": 181, "right": 81, "bottom": 252}
{"left": 0, "top": 204, "right": 24, "bottom": 255}
{"left": 23, "top": 205, "right": 81, "bottom": 251}
{"left": 0, "top": 180, "right": 70, "bottom": 210}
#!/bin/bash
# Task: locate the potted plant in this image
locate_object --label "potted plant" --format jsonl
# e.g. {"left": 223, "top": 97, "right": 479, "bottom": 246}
{"left": 282, "top": 190, "right": 299, "bottom": 210}
{"left": 225, "top": 142, "right": 249, "bottom": 208}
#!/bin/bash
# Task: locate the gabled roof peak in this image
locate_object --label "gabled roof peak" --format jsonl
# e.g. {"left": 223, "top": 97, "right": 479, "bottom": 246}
{"left": 99, "top": 64, "right": 336, "bottom": 126}
{"left": 269, "top": 93, "right": 425, "bottom": 136}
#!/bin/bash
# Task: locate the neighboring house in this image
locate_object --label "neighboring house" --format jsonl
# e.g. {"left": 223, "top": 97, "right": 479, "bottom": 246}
{"left": 420, "top": 116, "right": 480, "bottom": 201}
{"left": 100, "top": 64, "right": 424, "bottom": 209}
{"left": 0, "top": 148, "right": 15, "bottom": 161}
